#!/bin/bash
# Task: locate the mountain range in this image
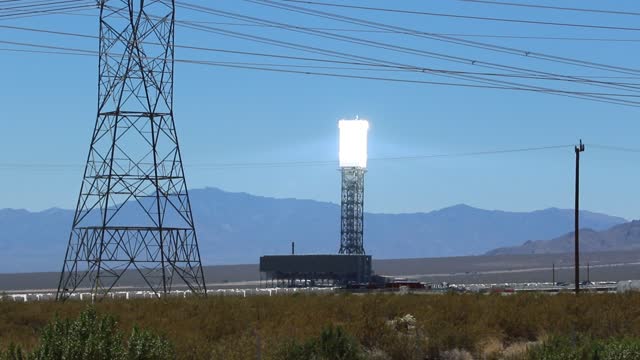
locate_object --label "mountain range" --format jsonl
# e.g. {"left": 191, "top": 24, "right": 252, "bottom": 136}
{"left": 487, "top": 220, "right": 640, "bottom": 255}
{"left": 0, "top": 187, "right": 628, "bottom": 273}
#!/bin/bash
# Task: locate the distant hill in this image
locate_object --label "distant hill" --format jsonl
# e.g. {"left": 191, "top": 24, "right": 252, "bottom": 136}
{"left": 0, "top": 187, "right": 626, "bottom": 273}
{"left": 486, "top": 220, "right": 640, "bottom": 255}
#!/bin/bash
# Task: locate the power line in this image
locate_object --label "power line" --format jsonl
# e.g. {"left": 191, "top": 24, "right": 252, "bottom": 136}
{"left": 5, "top": 2, "right": 640, "bottom": 107}
{"left": 0, "top": 0, "right": 90, "bottom": 11}
{"left": 0, "top": 5, "right": 91, "bottom": 20}
{"left": 0, "top": 24, "right": 97, "bottom": 38}
{"left": 189, "top": 60, "right": 640, "bottom": 99}
{"left": 0, "top": 47, "right": 400, "bottom": 72}
{"left": 238, "top": 0, "right": 640, "bottom": 106}
{"left": 457, "top": 0, "right": 640, "bottom": 17}
{"left": 4, "top": 34, "right": 640, "bottom": 108}
{"left": 0, "top": 0, "right": 93, "bottom": 12}
{"left": 424, "top": 34, "right": 640, "bottom": 43}
{"left": 279, "top": 0, "right": 640, "bottom": 32}
{"left": 0, "top": 144, "right": 574, "bottom": 171}
{"left": 250, "top": 0, "right": 640, "bottom": 79}
{"left": 7, "top": 0, "right": 640, "bottom": 102}
{"left": 6, "top": 8, "right": 640, "bottom": 43}
{"left": 0, "top": 44, "right": 528, "bottom": 90}
{"left": 0, "top": 44, "right": 564, "bottom": 91}
{"left": 5, "top": 39, "right": 640, "bottom": 107}
{"left": 4, "top": 24, "right": 640, "bottom": 82}
{"left": 0, "top": 0, "right": 85, "bottom": 8}
{"left": 0, "top": 47, "right": 92, "bottom": 56}
{"left": 185, "top": 59, "right": 639, "bottom": 98}
{"left": 5, "top": 2, "right": 640, "bottom": 43}
{"left": 371, "top": 145, "right": 574, "bottom": 161}
{"left": 589, "top": 144, "right": 640, "bottom": 153}
{"left": 5, "top": 11, "right": 640, "bottom": 107}
{"left": 0, "top": 39, "right": 94, "bottom": 53}
{"left": 0, "top": 2, "right": 94, "bottom": 19}
{"left": 179, "top": 1, "right": 640, "bottom": 104}
{"left": 10, "top": 144, "right": 640, "bottom": 172}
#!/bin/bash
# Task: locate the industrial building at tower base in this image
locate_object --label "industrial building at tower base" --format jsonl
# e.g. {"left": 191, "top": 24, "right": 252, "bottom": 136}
{"left": 260, "top": 254, "right": 372, "bottom": 287}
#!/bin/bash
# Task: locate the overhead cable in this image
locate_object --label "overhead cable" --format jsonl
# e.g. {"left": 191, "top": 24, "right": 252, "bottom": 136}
{"left": 3, "top": 23, "right": 640, "bottom": 83}
{"left": 176, "top": 1, "right": 640, "bottom": 102}
{"left": 0, "top": 144, "right": 575, "bottom": 171}
{"left": 589, "top": 144, "right": 640, "bottom": 153}
{"left": 457, "top": 0, "right": 640, "bottom": 17}
{"left": 2, "top": 42, "right": 640, "bottom": 109}
{"left": 5, "top": 8, "right": 640, "bottom": 43}
{"left": 4, "top": 25, "right": 640, "bottom": 108}
{"left": 249, "top": 0, "right": 640, "bottom": 78}
{"left": 279, "top": 0, "right": 640, "bottom": 32}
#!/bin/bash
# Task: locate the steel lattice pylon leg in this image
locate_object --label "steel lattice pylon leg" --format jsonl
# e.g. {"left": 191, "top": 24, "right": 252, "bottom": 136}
{"left": 339, "top": 167, "right": 366, "bottom": 255}
{"left": 57, "top": 0, "right": 206, "bottom": 300}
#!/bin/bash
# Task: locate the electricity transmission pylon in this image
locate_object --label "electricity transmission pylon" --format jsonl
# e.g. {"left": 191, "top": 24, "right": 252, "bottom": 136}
{"left": 57, "top": 0, "right": 206, "bottom": 300}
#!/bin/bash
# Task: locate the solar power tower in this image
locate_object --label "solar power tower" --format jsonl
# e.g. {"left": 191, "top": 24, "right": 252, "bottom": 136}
{"left": 338, "top": 119, "right": 369, "bottom": 255}
{"left": 57, "top": 0, "right": 206, "bottom": 300}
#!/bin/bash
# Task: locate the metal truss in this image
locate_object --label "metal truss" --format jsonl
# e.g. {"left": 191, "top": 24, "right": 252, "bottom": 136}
{"left": 57, "top": 0, "right": 206, "bottom": 300}
{"left": 339, "top": 167, "right": 366, "bottom": 255}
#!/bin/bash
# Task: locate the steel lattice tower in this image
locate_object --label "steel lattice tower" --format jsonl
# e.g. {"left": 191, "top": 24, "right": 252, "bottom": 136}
{"left": 57, "top": 0, "right": 206, "bottom": 300}
{"left": 339, "top": 167, "right": 366, "bottom": 255}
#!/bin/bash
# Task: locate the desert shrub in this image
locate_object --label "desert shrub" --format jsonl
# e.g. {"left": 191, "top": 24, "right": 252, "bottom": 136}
{"left": 5, "top": 293, "right": 640, "bottom": 359}
{"left": 2, "top": 307, "right": 174, "bottom": 360}
{"left": 208, "top": 330, "right": 260, "bottom": 360}
{"left": 500, "top": 341, "right": 538, "bottom": 360}
{"left": 314, "top": 325, "right": 361, "bottom": 359}
{"left": 126, "top": 327, "right": 174, "bottom": 360}
{"left": 361, "top": 348, "right": 390, "bottom": 360}
{"left": 31, "top": 307, "right": 125, "bottom": 360}
{"left": 526, "top": 335, "right": 640, "bottom": 360}
{"left": 485, "top": 293, "right": 541, "bottom": 343}
{"left": 598, "top": 338, "right": 640, "bottom": 359}
{"left": 526, "top": 335, "right": 586, "bottom": 360}
{"left": 0, "top": 344, "right": 27, "bottom": 360}
{"left": 440, "top": 348, "right": 474, "bottom": 360}
{"left": 374, "top": 313, "right": 427, "bottom": 360}
{"left": 418, "top": 293, "right": 491, "bottom": 357}
{"left": 275, "top": 325, "right": 362, "bottom": 360}
{"left": 274, "top": 339, "right": 313, "bottom": 360}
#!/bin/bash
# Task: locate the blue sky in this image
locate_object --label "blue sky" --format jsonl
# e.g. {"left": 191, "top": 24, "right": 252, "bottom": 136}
{"left": 1, "top": 0, "right": 639, "bottom": 219}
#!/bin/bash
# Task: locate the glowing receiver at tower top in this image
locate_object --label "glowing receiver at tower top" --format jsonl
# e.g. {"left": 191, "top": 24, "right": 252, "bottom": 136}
{"left": 339, "top": 119, "right": 369, "bottom": 168}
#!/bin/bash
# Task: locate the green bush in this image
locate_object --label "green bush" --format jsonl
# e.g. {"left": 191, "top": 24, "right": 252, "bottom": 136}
{"left": 0, "top": 343, "right": 27, "bottom": 360}
{"left": 32, "top": 307, "right": 124, "bottom": 360}
{"left": 126, "top": 327, "right": 174, "bottom": 360}
{"left": 599, "top": 338, "right": 640, "bottom": 359}
{"left": 276, "top": 325, "right": 362, "bottom": 360}
{"left": 316, "top": 325, "right": 362, "bottom": 360}
{"left": 526, "top": 335, "right": 594, "bottom": 360}
{"left": 1, "top": 307, "right": 174, "bottom": 360}
{"left": 527, "top": 336, "right": 640, "bottom": 360}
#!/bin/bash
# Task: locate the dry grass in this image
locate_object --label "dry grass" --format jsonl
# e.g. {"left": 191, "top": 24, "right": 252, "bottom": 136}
{"left": 1, "top": 292, "right": 640, "bottom": 359}
{"left": 478, "top": 337, "right": 503, "bottom": 358}
{"left": 501, "top": 341, "right": 540, "bottom": 359}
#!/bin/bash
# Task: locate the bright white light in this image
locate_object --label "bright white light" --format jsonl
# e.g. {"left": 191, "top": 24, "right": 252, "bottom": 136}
{"left": 339, "top": 119, "right": 369, "bottom": 168}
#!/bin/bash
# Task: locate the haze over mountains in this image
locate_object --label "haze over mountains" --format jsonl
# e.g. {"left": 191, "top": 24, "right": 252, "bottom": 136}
{"left": 0, "top": 187, "right": 628, "bottom": 273}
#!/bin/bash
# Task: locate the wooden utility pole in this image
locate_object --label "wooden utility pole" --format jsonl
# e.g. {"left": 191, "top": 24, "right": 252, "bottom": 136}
{"left": 575, "top": 140, "right": 585, "bottom": 294}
